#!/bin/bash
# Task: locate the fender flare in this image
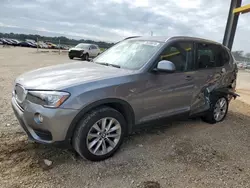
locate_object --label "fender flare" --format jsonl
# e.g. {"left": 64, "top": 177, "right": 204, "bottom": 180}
{"left": 65, "top": 98, "right": 135, "bottom": 142}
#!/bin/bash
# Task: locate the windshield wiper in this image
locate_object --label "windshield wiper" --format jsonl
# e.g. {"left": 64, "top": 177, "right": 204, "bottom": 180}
{"left": 95, "top": 62, "right": 120, "bottom": 68}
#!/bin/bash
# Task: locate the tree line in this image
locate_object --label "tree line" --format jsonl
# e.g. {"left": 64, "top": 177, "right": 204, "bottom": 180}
{"left": 1, "top": 32, "right": 249, "bottom": 60}
{"left": 231, "top": 51, "right": 250, "bottom": 62}
{"left": 0, "top": 32, "right": 115, "bottom": 49}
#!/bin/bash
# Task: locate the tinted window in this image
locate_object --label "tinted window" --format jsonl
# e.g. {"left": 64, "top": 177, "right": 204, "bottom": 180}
{"left": 197, "top": 43, "right": 228, "bottom": 69}
{"left": 159, "top": 42, "right": 194, "bottom": 72}
{"left": 92, "top": 45, "right": 97, "bottom": 49}
{"left": 197, "top": 43, "right": 217, "bottom": 69}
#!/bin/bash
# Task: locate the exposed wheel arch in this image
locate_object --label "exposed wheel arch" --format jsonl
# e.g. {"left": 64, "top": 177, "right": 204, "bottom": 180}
{"left": 66, "top": 98, "right": 135, "bottom": 142}
{"left": 211, "top": 87, "right": 239, "bottom": 99}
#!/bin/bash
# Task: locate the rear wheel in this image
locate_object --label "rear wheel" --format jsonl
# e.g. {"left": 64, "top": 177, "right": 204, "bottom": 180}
{"left": 202, "top": 96, "right": 228, "bottom": 124}
{"left": 72, "top": 106, "right": 126, "bottom": 161}
{"left": 69, "top": 56, "right": 74, "bottom": 59}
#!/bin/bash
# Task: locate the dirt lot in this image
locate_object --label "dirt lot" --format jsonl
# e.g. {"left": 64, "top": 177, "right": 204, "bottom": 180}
{"left": 1, "top": 47, "right": 250, "bottom": 188}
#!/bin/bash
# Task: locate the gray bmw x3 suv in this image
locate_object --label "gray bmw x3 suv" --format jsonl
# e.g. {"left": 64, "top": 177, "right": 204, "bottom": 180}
{"left": 12, "top": 36, "right": 238, "bottom": 161}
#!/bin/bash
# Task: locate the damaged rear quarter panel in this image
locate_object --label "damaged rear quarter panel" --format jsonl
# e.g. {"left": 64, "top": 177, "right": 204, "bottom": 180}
{"left": 190, "top": 59, "right": 237, "bottom": 116}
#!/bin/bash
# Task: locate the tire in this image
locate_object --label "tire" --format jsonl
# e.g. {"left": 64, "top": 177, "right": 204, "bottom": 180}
{"left": 69, "top": 56, "right": 74, "bottom": 59}
{"left": 72, "top": 106, "right": 126, "bottom": 161}
{"left": 201, "top": 95, "right": 228, "bottom": 124}
{"left": 82, "top": 53, "right": 89, "bottom": 61}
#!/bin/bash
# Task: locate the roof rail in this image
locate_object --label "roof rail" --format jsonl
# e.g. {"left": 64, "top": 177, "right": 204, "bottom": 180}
{"left": 123, "top": 36, "right": 141, "bottom": 40}
{"left": 114, "top": 36, "right": 141, "bottom": 45}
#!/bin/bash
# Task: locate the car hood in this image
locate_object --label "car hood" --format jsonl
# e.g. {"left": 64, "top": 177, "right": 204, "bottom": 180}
{"left": 16, "top": 61, "right": 134, "bottom": 90}
{"left": 69, "top": 47, "right": 85, "bottom": 51}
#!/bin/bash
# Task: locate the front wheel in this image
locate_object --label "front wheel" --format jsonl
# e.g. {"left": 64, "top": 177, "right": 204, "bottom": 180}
{"left": 72, "top": 107, "right": 126, "bottom": 161}
{"left": 202, "top": 96, "right": 228, "bottom": 124}
{"left": 82, "top": 53, "right": 89, "bottom": 61}
{"left": 69, "top": 56, "right": 74, "bottom": 59}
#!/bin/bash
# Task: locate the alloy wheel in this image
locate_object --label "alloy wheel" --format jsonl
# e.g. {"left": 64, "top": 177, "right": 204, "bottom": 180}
{"left": 86, "top": 117, "right": 121, "bottom": 156}
{"left": 213, "top": 97, "right": 228, "bottom": 122}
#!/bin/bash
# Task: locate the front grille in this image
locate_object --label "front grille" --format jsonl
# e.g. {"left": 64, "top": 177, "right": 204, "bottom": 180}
{"left": 14, "top": 84, "right": 27, "bottom": 108}
{"left": 69, "top": 50, "right": 83, "bottom": 57}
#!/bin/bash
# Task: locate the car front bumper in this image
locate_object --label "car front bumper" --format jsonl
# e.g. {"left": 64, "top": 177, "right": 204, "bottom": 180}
{"left": 11, "top": 97, "right": 78, "bottom": 144}
{"left": 68, "top": 50, "right": 85, "bottom": 58}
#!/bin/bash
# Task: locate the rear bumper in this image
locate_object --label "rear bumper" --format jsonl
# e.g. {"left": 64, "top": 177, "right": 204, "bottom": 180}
{"left": 11, "top": 97, "right": 78, "bottom": 144}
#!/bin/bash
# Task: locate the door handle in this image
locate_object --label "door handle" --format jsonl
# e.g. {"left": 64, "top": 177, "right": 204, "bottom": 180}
{"left": 185, "top": 75, "right": 193, "bottom": 81}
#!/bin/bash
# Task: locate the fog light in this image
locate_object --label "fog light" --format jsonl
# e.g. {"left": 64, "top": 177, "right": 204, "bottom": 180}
{"left": 34, "top": 113, "right": 43, "bottom": 124}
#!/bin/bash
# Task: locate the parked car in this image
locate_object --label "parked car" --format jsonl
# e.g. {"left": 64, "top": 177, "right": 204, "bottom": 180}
{"left": 19, "top": 41, "right": 36, "bottom": 48}
{"left": 0, "top": 38, "right": 12, "bottom": 45}
{"left": 38, "top": 41, "right": 48, "bottom": 49}
{"left": 245, "top": 62, "right": 250, "bottom": 69}
{"left": 68, "top": 43, "right": 101, "bottom": 60}
{"left": 8, "top": 39, "right": 20, "bottom": 46}
{"left": 242, "top": 62, "right": 248, "bottom": 69}
{"left": 46, "top": 42, "right": 57, "bottom": 49}
{"left": 5, "top": 39, "right": 15, "bottom": 45}
{"left": 237, "top": 62, "right": 243, "bottom": 69}
{"left": 61, "top": 45, "right": 69, "bottom": 50}
{"left": 18, "top": 41, "right": 30, "bottom": 47}
{"left": 26, "top": 39, "right": 36, "bottom": 43}
{"left": 12, "top": 36, "right": 238, "bottom": 161}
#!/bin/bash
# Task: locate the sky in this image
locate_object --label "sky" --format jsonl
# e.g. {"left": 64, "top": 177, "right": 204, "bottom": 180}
{"left": 0, "top": 0, "right": 250, "bottom": 52}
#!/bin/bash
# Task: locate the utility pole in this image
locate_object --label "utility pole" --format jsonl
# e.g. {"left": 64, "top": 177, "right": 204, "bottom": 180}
{"left": 150, "top": 31, "right": 153, "bottom": 36}
{"left": 37, "top": 37, "right": 38, "bottom": 52}
{"left": 223, "top": 0, "right": 242, "bottom": 50}
{"left": 59, "top": 39, "right": 61, "bottom": 55}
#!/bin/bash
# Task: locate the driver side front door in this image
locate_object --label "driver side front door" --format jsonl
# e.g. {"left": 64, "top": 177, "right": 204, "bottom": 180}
{"left": 139, "top": 41, "right": 196, "bottom": 123}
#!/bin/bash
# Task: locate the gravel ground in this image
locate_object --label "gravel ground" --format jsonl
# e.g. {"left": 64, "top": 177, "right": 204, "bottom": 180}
{"left": 1, "top": 47, "right": 250, "bottom": 188}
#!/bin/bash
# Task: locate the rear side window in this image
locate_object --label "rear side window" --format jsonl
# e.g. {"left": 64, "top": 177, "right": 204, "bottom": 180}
{"left": 159, "top": 42, "right": 194, "bottom": 72}
{"left": 197, "top": 43, "right": 217, "bottom": 69}
{"left": 196, "top": 43, "right": 228, "bottom": 69}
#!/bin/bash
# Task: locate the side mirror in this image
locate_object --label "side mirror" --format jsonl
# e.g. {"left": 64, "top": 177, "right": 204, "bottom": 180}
{"left": 155, "top": 60, "right": 176, "bottom": 73}
{"left": 89, "top": 47, "right": 91, "bottom": 50}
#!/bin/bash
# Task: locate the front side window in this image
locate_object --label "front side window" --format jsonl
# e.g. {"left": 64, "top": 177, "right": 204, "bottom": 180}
{"left": 159, "top": 42, "right": 194, "bottom": 72}
{"left": 94, "top": 40, "right": 164, "bottom": 70}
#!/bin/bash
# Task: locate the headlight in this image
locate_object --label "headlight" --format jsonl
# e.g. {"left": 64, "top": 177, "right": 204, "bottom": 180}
{"left": 27, "top": 91, "right": 70, "bottom": 108}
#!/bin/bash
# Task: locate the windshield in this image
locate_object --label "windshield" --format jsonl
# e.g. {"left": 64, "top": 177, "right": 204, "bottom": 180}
{"left": 93, "top": 40, "right": 163, "bottom": 70}
{"left": 75, "top": 43, "right": 90, "bottom": 49}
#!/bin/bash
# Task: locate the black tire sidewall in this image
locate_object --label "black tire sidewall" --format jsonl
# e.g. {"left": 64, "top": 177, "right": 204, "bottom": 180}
{"left": 85, "top": 53, "right": 89, "bottom": 60}
{"left": 81, "top": 53, "right": 89, "bottom": 60}
{"left": 203, "top": 95, "right": 229, "bottom": 124}
{"left": 73, "top": 107, "right": 126, "bottom": 161}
